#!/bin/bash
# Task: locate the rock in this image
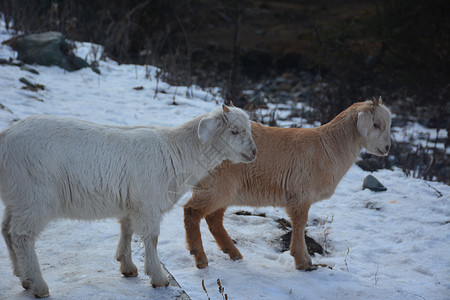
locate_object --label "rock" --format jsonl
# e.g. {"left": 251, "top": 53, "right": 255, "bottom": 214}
{"left": 0, "top": 55, "right": 39, "bottom": 74}
{"left": 14, "top": 32, "right": 100, "bottom": 74}
{"left": 362, "top": 175, "right": 387, "bottom": 192}
{"left": 20, "top": 65, "right": 39, "bottom": 74}
{"left": 279, "top": 231, "right": 324, "bottom": 255}
{"left": 19, "top": 77, "right": 35, "bottom": 89}
{"left": 365, "top": 201, "right": 382, "bottom": 210}
{"left": 16, "top": 32, "right": 66, "bottom": 67}
{"left": 19, "top": 77, "right": 45, "bottom": 93}
{"left": 0, "top": 58, "right": 11, "bottom": 65}
{"left": 356, "top": 158, "right": 385, "bottom": 172}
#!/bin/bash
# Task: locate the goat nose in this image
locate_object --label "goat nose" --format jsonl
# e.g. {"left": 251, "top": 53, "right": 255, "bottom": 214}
{"left": 252, "top": 149, "right": 257, "bottom": 157}
{"left": 385, "top": 145, "right": 390, "bottom": 152}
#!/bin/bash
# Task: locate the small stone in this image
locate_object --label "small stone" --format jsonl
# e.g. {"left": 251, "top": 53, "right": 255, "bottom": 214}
{"left": 279, "top": 231, "right": 324, "bottom": 255}
{"left": 19, "top": 77, "right": 35, "bottom": 89}
{"left": 19, "top": 77, "right": 44, "bottom": 92}
{"left": 20, "top": 65, "right": 39, "bottom": 74}
{"left": 356, "top": 158, "right": 384, "bottom": 172}
{"left": 363, "top": 175, "right": 387, "bottom": 192}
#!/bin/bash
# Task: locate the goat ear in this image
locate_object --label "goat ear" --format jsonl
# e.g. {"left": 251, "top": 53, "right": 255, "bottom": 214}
{"left": 198, "top": 117, "right": 220, "bottom": 144}
{"left": 229, "top": 101, "right": 235, "bottom": 107}
{"left": 372, "top": 96, "right": 382, "bottom": 106}
{"left": 222, "top": 104, "right": 230, "bottom": 112}
{"left": 357, "top": 110, "right": 372, "bottom": 137}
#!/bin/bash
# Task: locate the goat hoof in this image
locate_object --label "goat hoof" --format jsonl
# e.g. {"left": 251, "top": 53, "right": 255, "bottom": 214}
{"left": 30, "top": 280, "right": 50, "bottom": 298}
{"left": 229, "top": 252, "right": 243, "bottom": 261}
{"left": 304, "top": 263, "right": 331, "bottom": 271}
{"left": 296, "top": 262, "right": 313, "bottom": 270}
{"left": 120, "top": 262, "right": 138, "bottom": 277}
{"left": 194, "top": 254, "right": 209, "bottom": 269}
{"left": 34, "top": 291, "right": 50, "bottom": 298}
{"left": 32, "top": 287, "right": 50, "bottom": 298}
{"left": 304, "top": 265, "right": 318, "bottom": 272}
{"left": 196, "top": 262, "right": 208, "bottom": 269}
{"left": 151, "top": 280, "right": 169, "bottom": 288}
{"left": 122, "top": 270, "right": 138, "bottom": 277}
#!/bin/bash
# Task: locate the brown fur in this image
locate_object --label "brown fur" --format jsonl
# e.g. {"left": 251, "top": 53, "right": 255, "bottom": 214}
{"left": 184, "top": 101, "right": 391, "bottom": 270}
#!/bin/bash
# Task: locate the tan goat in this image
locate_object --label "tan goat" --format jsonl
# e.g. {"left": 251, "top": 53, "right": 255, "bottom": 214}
{"left": 184, "top": 99, "right": 392, "bottom": 270}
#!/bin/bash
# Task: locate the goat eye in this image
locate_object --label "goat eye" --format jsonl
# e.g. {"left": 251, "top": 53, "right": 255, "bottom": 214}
{"left": 373, "top": 123, "right": 381, "bottom": 129}
{"left": 231, "top": 130, "right": 240, "bottom": 135}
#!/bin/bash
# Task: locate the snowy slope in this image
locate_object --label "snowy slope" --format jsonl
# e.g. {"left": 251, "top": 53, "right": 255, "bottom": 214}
{"left": 0, "top": 24, "right": 449, "bottom": 300}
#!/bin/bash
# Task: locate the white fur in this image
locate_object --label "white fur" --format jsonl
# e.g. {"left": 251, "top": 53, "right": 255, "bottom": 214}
{"left": 0, "top": 105, "right": 256, "bottom": 297}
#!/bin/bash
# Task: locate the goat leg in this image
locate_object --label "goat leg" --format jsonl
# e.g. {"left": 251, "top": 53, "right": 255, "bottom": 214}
{"left": 205, "top": 208, "right": 243, "bottom": 261}
{"left": 287, "top": 203, "right": 312, "bottom": 270}
{"left": 184, "top": 204, "right": 209, "bottom": 268}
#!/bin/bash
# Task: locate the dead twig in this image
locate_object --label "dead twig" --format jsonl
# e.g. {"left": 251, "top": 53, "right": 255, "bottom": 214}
{"left": 397, "top": 289, "right": 426, "bottom": 300}
{"left": 425, "top": 182, "right": 443, "bottom": 198}
{"left": 344, "top": 247, "right": 350, "bottom": 272}
{"left": 0, "top": 103, "right": 14, "bottom": 114}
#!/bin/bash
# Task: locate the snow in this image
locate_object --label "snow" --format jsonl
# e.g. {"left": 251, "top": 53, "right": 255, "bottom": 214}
{"left": 1, "top": 22, "right": 449, "bottom": 300}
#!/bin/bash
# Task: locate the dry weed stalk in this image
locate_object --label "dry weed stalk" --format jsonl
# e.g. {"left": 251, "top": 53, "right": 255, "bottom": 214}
{"left": 319, "top": 214, "right": 334, "bottom": 253}
{"left": 202, "top": 278, "right": 228, "bottom": 300}
{"left": 201, "top": 279, "right": 210, "bottom": 300}
{"left": 344, "top": 247, "right": 350, "bottom": 272}
{"left": 217, "top": 278, "right": 228, "bottom": 300}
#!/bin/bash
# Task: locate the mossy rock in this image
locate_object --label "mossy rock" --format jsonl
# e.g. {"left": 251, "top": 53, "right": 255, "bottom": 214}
{"left": 15, "top": 32, "right": 100, "bottom": 74}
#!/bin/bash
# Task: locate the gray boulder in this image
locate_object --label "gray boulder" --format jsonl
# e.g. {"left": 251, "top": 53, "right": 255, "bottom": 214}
{"left": 363, "top": 174, "right": 387, "bottom": 192}
{"left": 14, "top": 32, "right": 99, "bottom": 74}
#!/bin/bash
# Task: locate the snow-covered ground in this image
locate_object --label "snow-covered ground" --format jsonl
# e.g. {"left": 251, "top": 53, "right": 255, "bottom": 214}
{"left": 0, "top": 23, "right": 449, "bottom": 300}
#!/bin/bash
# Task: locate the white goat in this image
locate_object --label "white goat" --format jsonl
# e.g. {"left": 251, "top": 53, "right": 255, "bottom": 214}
{"left": 184, "top": 98, "right": 391, "bottom": 270}
{"left": 0, "top": 105, "right": 256, "bottom": 298}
